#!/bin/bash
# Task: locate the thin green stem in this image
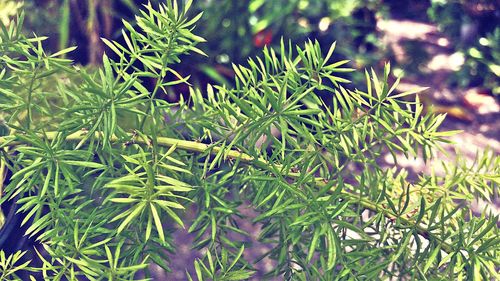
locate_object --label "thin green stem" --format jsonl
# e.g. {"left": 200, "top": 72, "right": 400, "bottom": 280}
{"left": 26, "top": 66, "right": 40, "bottom": 130}
{"left": 139, "top": 27, "right": 177, "bottom": 132}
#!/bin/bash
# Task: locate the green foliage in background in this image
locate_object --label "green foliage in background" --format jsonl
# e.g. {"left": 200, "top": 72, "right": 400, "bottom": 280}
{"left": 184, "top": 0, "right": 384, "bottom": 87}
{"left": 428, "top": 0, "right": 499, "bottom": 94}
{"left": 13, "top": 0, "right": 385, "bottom": 85}
{"left": 7, "top": 1, "right": 499, "bottom": 92}
{"left": 0, "top": 1, "right": 499, "bottom": 280}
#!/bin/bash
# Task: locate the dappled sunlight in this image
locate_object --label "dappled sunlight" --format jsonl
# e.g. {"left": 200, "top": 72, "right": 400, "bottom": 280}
{"left": 377, "top": 19, "right": 437, "bottom": 41}
{"left": 426, "top": 52, "right": 465, "bottom": 72}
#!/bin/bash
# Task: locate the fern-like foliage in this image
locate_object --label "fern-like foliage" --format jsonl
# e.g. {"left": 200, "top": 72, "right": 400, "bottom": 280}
{"left": 0, "top": 1, "right": 498, "bottom": 280}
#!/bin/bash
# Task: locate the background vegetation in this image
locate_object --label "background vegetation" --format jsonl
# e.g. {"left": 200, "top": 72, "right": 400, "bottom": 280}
{"left": 3, "top": 0, "right": 497, "bottom": 93}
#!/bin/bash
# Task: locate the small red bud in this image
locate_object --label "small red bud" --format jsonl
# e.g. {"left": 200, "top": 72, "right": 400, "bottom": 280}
{"left": 253, "top": 29, "right": 273, "bottom": 47}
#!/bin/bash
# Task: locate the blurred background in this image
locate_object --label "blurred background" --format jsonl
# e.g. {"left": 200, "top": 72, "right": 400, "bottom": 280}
{"left": 1, "top": 1, "right": 498, "bottom": 116}
{"left": 0, "top": 0, "right": 498, "bottom": 279}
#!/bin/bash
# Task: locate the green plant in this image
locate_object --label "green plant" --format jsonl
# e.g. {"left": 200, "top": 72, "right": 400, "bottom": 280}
{"left": 427, "top": 0, "right": 499, "bottom": 93}
{"left": 460, "top": 28, "right": 499, "bottom": 94}
{"left": 0, "top": 1, "right": 499, "bottom": 280}
{"left": 0, "top": 250, "right": 35, "bottom": 280}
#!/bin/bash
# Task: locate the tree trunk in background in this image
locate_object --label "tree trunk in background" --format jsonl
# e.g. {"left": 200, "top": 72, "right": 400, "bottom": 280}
{"left": 87, "top": 0, "right": 112, "bottom": 65}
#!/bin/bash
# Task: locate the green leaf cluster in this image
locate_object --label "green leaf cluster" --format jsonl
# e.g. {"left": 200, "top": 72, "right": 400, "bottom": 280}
{"left": 0, "top": 1, "right": 498, "bottom": 280}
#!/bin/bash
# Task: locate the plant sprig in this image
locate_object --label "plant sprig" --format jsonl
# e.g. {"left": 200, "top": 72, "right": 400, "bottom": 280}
{"left": 0, "top": 1, "right": 498, "bottom": 280}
